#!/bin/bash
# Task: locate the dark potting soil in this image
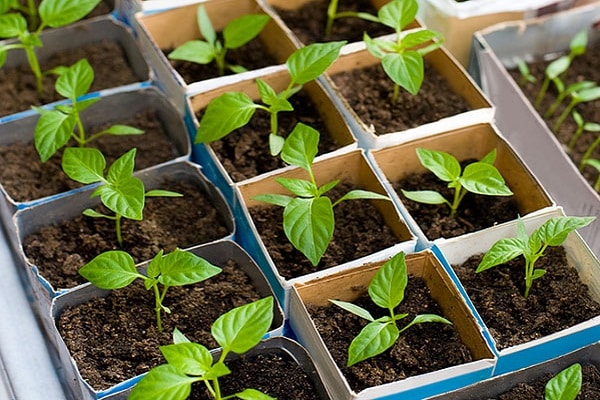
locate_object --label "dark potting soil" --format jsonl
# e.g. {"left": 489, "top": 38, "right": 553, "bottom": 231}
{"left": 331, "top": 62, "right": 472, "bottom": 135}
{"left": 0, "top": 109, "right": 179, "bottom": 202}
{"left": 249, "top": 182, "right": 400, "bottom": 279}
{"left": 165, "top": 36, "right": 279, "bottom": 84}
{"left": 58, "top": 261, "right": 265, "bottom": 390}
{"left": 453, "top": 246, "right": 600, "bottom": 350}
{"left": 200, "top": 90, "right": 343, "bottom": 182}
{"left": 491, "top": 364, "right": 600, "bottom": 399}
{"left": 508, "top": 41, "right": 600, "bottom": 189}
{"left": 393, "top": 160, "right": 520, "bottom": 240}
{"left": 272, "top": 0, "right": 394, "bottom": 44}
{"left": 0, "top": 40, "right": 139, "bottom": 117}
{"left": 189, "top": 351, "right": 324, "bottom": 400}
{"left": 308, "top": 277, "right": 473, "bottom": 392}
{"left": 23, "top": 179, "right": 231, "bottom": 289}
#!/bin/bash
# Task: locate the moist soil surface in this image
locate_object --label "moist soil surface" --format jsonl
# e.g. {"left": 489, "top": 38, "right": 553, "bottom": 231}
{"left": 308, "top": 277, "right": 473, "bottom": 392}
{"left": 199, "top": 90, "right": 344, "bottom": 182}
{"left": 58, "top": 261, "right": 266, "bottom": 390}
{"left": 249, "top": 182, "right": 401, "bottom": 279}
{"left": 0, "top": 39, "right": 139, "bottom": 117}
{"left": 272, "top": 0, "right": 394, "bottom": 45}
{"left": 23, "top": 179, "right": 231, "bottom": 290}
{"left": 393, "top": 161, "right": 520, "bottom": 240}
{"left": 0, "top": 109, "right": 179, "bottom": 202}
{"left": 453, "top": 246, "right": 600, "bottom": 350}
{"left": 508, "top": 40, "right": 600, "bottom": 189}
{"left": 331, "top": 62, "right": 472, "bottom": 135}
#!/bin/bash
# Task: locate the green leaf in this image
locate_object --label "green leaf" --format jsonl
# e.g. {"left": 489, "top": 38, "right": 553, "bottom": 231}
{"left": 0, "top": 49, "right": 7, "bottom": 68}
{"left": 256, "top": 78, "right": 279, "bottom": 106}
{"left": 203, "top": 362, "right": 231, "bottom": 380}
{"left": 476, "top": 237, "right": 525, "bottom": 273}
{"left": 286, "top": 41, "right": 346, "bottom": 85}
{"left": 107, "top": 148, "right": 136, "bottom": 184}
{"left": 224, "top": 14, "right": 270, "bottom": 49}
{"left": 34, "top": 109, "right": 76, "bottom": 162}
{"left": 329, "top": 299, "right": 375, "bottom": 322}
{"left": 55, "top": 58, "right": 93, "bottom": 99}
{"left": 0, "top": 13, "right": 26, "bottom": 38}
{"left": 460, "top": 162, "right": 513, "bottom": 196}
{"left": 195, "top": 92, "right": 257, "bottom": 143}
{"left": 401, "top": 189, "right": 449, "bottom": 205}
{"left": 280, "top": 122, "right": 319, "bottom": 171}
{"left": 101, "top": 124, "right": 144, "bottom": 136}
{"left": 97, "top": 176, "right": 145, "bottom": 220}
{"left": 545, "top": 55, "right": 570, "bottom": 80}
{"left": 212, "top": 296, "right": 274, "bottom": 354}
{"left": 39, "top": 0, "right": 101, "bottom": 28}
{"left": 197, "top": 5, "right": 216, "bottom": 46}
{"left": 377, "top": 0, "right": 417, "bottom": 30}
{"left": 160, "top": 342, "right": 213, "bottom": 376}
{"left": 168, "top": 40, "right": 215, "bottom": 65}
{"left": 0, "top": 0, "right": 16, "bottom": 14}
{"left": 276, "top": 177, "right": 317, "bottom": 198}
{"left": 545, "top": 363, "right": 582, "bottom": 400}
{"left": 253, "top": 193, "right": 292, "bottom": 207}
{"left": 283, "top": 197, "right": 334, "bottom": 266}
{"left": 369, "top": 252, "right": 407, "bottom": 310}
{"left": 347, "top": 321, "right": 399, "bottom": 366}
{"left": 569, "top": 30, "right": 588, "bottom": 57}
{"left": 78, "top": 250, "right": 140, "bottom": 289}
{"left": 479, "top": 149, "right": 497, "bottom": 165}
{"left": 574, "top": 86, "right": 600, "bottom": 103}
{"left": 61, "top": 147, "right": 106, "bottom": 184}
{"left": 401, "top": 30, "right": 440, "bottom": 50}
{"left": 157, "top": 249, "right": 222, "bottom": 287}
{"left": 335, "top": 189, "right": 390, "bottom": 204}
{"left": 74, "top": 97, "right": 100, "bottom": 113}
{"left": 535, "top": 216, "right": 595, "bottom": 247}
{"left": 128, "top": 364, "right": 195, "bottom": 400}
{"left": 399, "top": 313, "right": 452, "bottom": 334}
{"left": 236, "top": 388, "right": 276, "bottom": 400}
{"left": 269, "top": 133, "right": 285, "bottom": 156}
{"left": 382, "top": 51, "right": 423, "bottom": 95}
{"left": 416, "top": 148, "right": 461, "bottom": 183}
{"left": 172, "top": 328, "right": 191, "bottom": 344}
{"left": 145, "top": 189, "right": 182, "bottom": 198}
{"left": 146, "top": 249, "right": 164, "bottom": 280}
{"left": 531, "top": 269, "right": 546, "bottom": 280}
{"left": 82, "top": 208, "right": 111, "bottom": 219}
{"left": 317, "top": 179, "right": 339, "bottom": 196}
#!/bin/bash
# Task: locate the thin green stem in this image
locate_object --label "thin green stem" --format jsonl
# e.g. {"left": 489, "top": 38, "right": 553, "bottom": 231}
{"left": 115, "top": 214, "right": 123, "bottom": 247}
{"left": 568, "top": 126, "right": 584, "bottom": 150}
{"left": 580, "top": 135, "right": 600, "bottom": 171}
{"left": 449, "top": 185, "right": 466, "bottom": 218}
{"left": 524, "top": 258, "right": 533, "bottom": 298}
{"left": 391, "top": 84, "right": 400, "bottom": 105}
{"left": 215, "top": 49, "right": 226, "bottom": 76}
{"left": 26, "top": 0, "right": 38, "bottom": 30}
{"left": 545, "top": 92, "right": 567, "bottom": 118}
{"left": 535, "top": 77, "right": 550, "bottom": 108}
{"left": 74, "top": 109, "right": 86, "bottom": 146}
{"left": 325, "top": 0, "right": 338, "bottom": 37}
{"left": 153, "top": 284, "right": 163, "bottom": 332}
{"left": 24, "top": 44, "right": 43, "bottom": 94}
{"left": 269, "top": 110, "right": 279, "bottom": 137}
{"left": 553, "top": 99, "right": 577, "bottom": 132}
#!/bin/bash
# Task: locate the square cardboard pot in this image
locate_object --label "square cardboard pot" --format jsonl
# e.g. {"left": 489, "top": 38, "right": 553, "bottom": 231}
{"left": 367, "top": 122, "right": 555, "bottom": 249}
{"left": 322, "top": 35, "right": 494, "bottom": 149}
{"left": 469, "top": 4, "right": 600, "bottom": 256}
{"left": 235, "top": 148, "right": 416, "bottom": 309}
{"left": 48, "top": 240, "right": 285, "bottom": 400}
{"left": 288, "top": 249, "right": 496, "bottom": 399}
{"left": 434, "top": 208, "right": 600, "bottom": 375}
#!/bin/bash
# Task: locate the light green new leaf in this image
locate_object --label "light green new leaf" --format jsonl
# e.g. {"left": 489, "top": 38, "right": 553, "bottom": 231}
{"left": 172, "top": 328, "right": 191, "bottom": 344}
{"left": 283, "top": 197, "right": 334, "bottom": 266}
{"left": 479, "top": 149, "right": 497, "bottom": 165}
{"left": 570, "top": 30, "right": 588, "bottom": 57}
{"left": 546, "top": 56, "right": 571, "bottom": 80}
{"left": 334, "top": 189, "right": 390, "bottom": 205}
{"left": 97, "top": 176, "right": 145, "bottom": 220}
{"left": 256, "top": 78, "right": 279, "bottom": 106}
{"left": 197, "top": 5, "right": 216, "bottom": 46}
{"left": 168, "top": 41, "right": 215, "bottom": 64}
{"left": 160, "top": 342, "right": 213, "bottom": 376}
{"left": 236, "top": 388, "right": 276, "bottom": 400}
{"left": 574, "top": 86, "right": 600, "bottom": 103}
{"left": 460, "top": 162, "right": 513, "bottom": 196}
{"left": 157, "top": 249, "right": 222, "bottom": 287}
{"left": 276, "top": 177, "right": 317, "bottom": 198}
{"left": 476, "top": 237, "right": 525, "bottom": 273}
{"left": 128, "top": 364, "right": 195, "bottom": 400}
{"left": 269, "top": 133, "right": 285, "bottom": 156}
{"left": 252, "top": 193, "right": 293, "bottom": 207}
{"left": 377, "top": 0, "right": 418, "bottom": 30}
{"left": 224, "top": 14, "right": 270, "bottom": 49}
{"left": 79, "top": 250, "right": 140, "bottom": 289}
{"left": 101, "top": 125, "right": 144, "bottom": 136}
{"left": 0, "top": 13, "right": 25, "bottom": 38}
{"left": 55, "top": 58, "right": 93, "bottom": 99}
{"left": 363, "top": 33, "right": 388, "bottom": 59}
{"left": 107, "top": 148, "right": 137, "bottom": 184}
{"left": 74, "top": 97, "right": 100, "bottom": 113}
{"left": 280, "top": 122, "right": 319, "bottom": 171}
{"left": 0, "top": 0, "right": 17, "bottom": 15}
{"left": 399, "top": 314, "right": 452, "bottom": 334}
{"left": 536, "top": 216, "right": 595, "bottom": 247}
{"left": 329, "top": 299, "right": 375, "bottom": 322}
{"left": 369, "top": 252, "right": 407, "bottom": 310}
{"left": 401, "top": 29, "right": 440, "bottom": 50}
{"left": 348, "top": 321, "right": 399, "bottom": 366}
{"left": 545, "top": 363, "right": 582, "bottom": 400}
{"left": 401, "top": 189, "right": 449, "bottom": 205}
{"left": 34, "top": 109, "right": 76, "bottom": 162}
{"left": 145, "top": 189, "right": 182, "bottom": 198}
{"left": 196, "top": 92, "right": 258, "bottom": 143}
{"left": 61, "top": 147, "right": 106, "bottom": 184}
{"left": 382, "top": 51, "right": 423, "bottom": 95}
{"left": 40, "top": 0, "right": 101, "bottom": 28}
{"left": 416, "top": 148, "right": 461, "bottom": 183}
{"left": 202, "top": 362, "right": 231, "bottom": 381}
{"left": 82, "top": 208, "right": 110, "bottom": 218}
{"left": 286, "top": 41, "right": 346, "bottom": 85}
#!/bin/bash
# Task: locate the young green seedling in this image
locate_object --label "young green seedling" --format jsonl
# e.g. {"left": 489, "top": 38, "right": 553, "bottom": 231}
{"left": 253, "top": 123, "right": 390, "bottom": 266}
{"left": 129, "top": 296, "right": 275, "bottom": 400}
{"left": 61, "top": 147, "right": 182, "bottom": 247}
{"left": 168, "top": 5, "right": 270, "bottom": 77}
{"left": 476, "top": 215, "right": 595, "bottom": 298}
{"left": 545, "top": 363, "right": 582, "bottom": 400}
{"left": 553, "top": 84, "right": 600, "bottom": 132}
{"left": 33, "top": 58, "right": 144, "bottom": 163}
{"left": 0, "top": 0, "right": 102, "bottom": 93}
{"left": 401, "top": 148, "right": 513, "bottom": 219}
{"left": 545, "top": 80, "right": 595, "bottom": 119}
{"left": 569, "top": 110, "right": 600, "bottom": 151}
{"left": 0, "top": 0, "right": 39, "bottom": 30}
{"left": 79, "top": 248, "right": 222, "bottom": 332}
{"left": 517, "top": 59, "right": 536, "bottom": 86}
{"left": 195, "top": 40, "right": 346, "bottom": 156}
{"left": 324, "top": 0, "right": 378, "bottom": 37}
{"left": 363, "top": 0, "right": 443, "bottom": 103}
{"left": 329, "top": 251, "right": 451, "bottom": 366}
{"left": 582, "top": 158, "right": 600, "bottom": 191}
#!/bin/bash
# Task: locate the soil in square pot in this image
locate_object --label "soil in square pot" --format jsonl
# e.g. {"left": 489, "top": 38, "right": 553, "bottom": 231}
{"left": 453, "top": 246, "right": 600, "bottom": 350}
{"left": 23, "top": 178, "right": 231, "bottom": 290}
{"left": 308, "top": 275, "right": 473, "bottom": 392}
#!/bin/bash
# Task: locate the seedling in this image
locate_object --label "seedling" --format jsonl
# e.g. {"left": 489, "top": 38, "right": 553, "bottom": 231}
{"left": 79, "top": 248, "right": 222, "bottom": 332}
{"left": 569, "top": 110, "right": 600, "bottom": 151}
{"left": 553, "top": 84, "right": 600, "bottom": 132}
{"left": 545, "top": 363, "right": 582, "bottom": 400}
{"left": 0, "top": 0, "right": 102, "bottom": 93}
{"left": 545, "top": 80, "right": 595, "bottom": 119}
{"left": 33, "top": 58, "right": 144, "bottom": 163}
{"left": 476, "top": 215, "right": 595, "bottom": 298}
{"left": 363, "top": 0, "right": 443, "bottom": 103}
{"left": 517, "top": 59, "right": 536, "bottom": 86}
{"left": 61, "top": 147, "right": 182, "bottom": 247}
{"left": 401, "top": 148, "right": 513, "bottom": 218}
{"left": 129, "top": 297, "right": 275, "bottom": 400}
{"left": 330, "top": 251, "right": 451, "bottom": 366}
{"left": 168, "top": 5, "right": 270, "bottom": 77}
{"left": 581, "top": 158, "right": 600, "bottom": 191}
{"left": 253, "top": 123, "right": 390, "bottom": 266}
{"left": 195, "top": 40, "right": 346, "bottom": 156}
{"left": 324, "top": 0, "right": 378, "bottom": 37}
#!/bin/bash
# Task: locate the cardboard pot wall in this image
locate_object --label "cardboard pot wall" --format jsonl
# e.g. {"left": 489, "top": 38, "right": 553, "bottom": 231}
{"left": 288, "top": 250, "right": 496, "bottom": 399}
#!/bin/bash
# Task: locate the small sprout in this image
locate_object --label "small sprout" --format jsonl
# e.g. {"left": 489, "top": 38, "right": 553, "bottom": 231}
{"left": 517, "top": 59, "right": 536, "bottom": 86}
{"left": 61, "top": 147, "right": 182, "bottom": 247}
{"left": 553, "top": 84, "right": 600, "bottom": 132}
{"left": 325, "top": 0, "right": 378, "bottom": 37}
{"left": 330, "top": 252, "right": 451, "bottom": 366}
{"left": 545, "top": 363, "right": 582, "bottom": 400}
{"left": 0, "top": 0, "right": 102, "bottom": 93}
{"left": 195, "top": 40, "right": 345, "bottom": 156}
{"left": 363, "top": 0, "right": 443, "bottom": 103}
{"left": 168, "top": 5, "right": 270, "bottom": 77}
{"left": 129, "top": 297, "right": 275, "bottom": 400}
{"left": 545, "top": 80, "right": 596, "bottom": 119}
{"left": 581, "top": 159, "right": 600, "bottom": 191}
{"left": 79, "top": 249, "right": 222, "bottom": 332}
{"left": 33, "top": 58, "right": 144, "bottom": 163}
{"left": 401, "top": 148, "right": 513, "bottom": 219}
{"left": 253, "top": 123, "right": 390, "bottom": 266}
{"left": 569, "top": 110, "right": 600, "bottom": 151}
{"left": 476, "top": 216, "right": 595, "bottom": 298}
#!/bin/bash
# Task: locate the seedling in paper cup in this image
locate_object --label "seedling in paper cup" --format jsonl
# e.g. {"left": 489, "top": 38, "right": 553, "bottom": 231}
{"left": 476, "top": 215, "right": 595, "bottom": 298}
{"left": 195, "top": 40, "right": 345, "bottom": 155}
{"left": 568, "top": 110, "right": 600, "bottom": 152}
{"left": 33, "top": 58, "right": 144, "bottom": 163}
{"left": 553, "top": 84, "right": 600, "bottom": 132}
{"left": 79, "top": 248, "right": 222, "bottom": 332}
{"left": 253, "top": 122, "right": 390, "bottom": 266}
{"left": 545, "top": 363, "right": 582, "bottom": 400}
{"left": 330, "top": 251, "right": 451, "bottom": 366}
{"left": 168, "top": 5, "right": 270, "bottom": 77}
{"left": 401, "top": 148, "right": 513, "bottom": 218}
{"left": 61, "top": 147, "right": 182, "bottom": 247}
{"left": 324, "top": 0, "right": 378, "bottom": 37}
{"left": 129, "top": 297, "right": 275, "bottom": 399}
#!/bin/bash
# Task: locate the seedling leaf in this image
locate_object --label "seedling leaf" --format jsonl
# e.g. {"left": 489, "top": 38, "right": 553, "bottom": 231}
{"left": 55, "top": 58, "right": 93, "bottom": 99}
{"left": 224, "top": 14, "right": 270, "bottom": 49}
{"left": 160, "top": 342, "right": 213, "bottom": 376}
{"left": 347, "top": 321, "right": 399, "bottom": 366}
{"left": 157, "top": 249, "right": 222, "bottom": 287}
{"left": 79, "top": 250, "right": 140, "bottom": 289}
{"left": 128, "top": 364, "right": 195, "bottom": 400}
{"left": 39, "top": 0, "right": 101, "bottom": 28}
{"left": 286, "top": 41, "right": 346, "bottom": 85}
{"left": 168, "top": 41, "right": 215, "bottom": 64}
{"left": 369, "top": 252, "right": 407, "bottom": 310}
{"left": 381, "top": 51, "right": 423, "bottom": 95}
{"left": 280, "top": 122, "right": 319, "bottom": 171}
{"left": 61, "top": 147, "right": 106, "bottom": 184}
{"left": 328, "top": 299, "right": 375, "bottom": 322}
{"left": 196, "top": 92, "right": 257, "bottom": 143}
{"left": 545, "top": 363, "right": 582, "bottom": 400}
{"left": 34, "top": 109, "right": 76, "bottom": 162}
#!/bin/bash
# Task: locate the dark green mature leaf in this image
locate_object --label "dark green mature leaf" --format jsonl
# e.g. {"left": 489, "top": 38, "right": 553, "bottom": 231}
{"left": 195, "top": 92, "right": 258, "bottom": 143}
{"left": 61, "top": 147, "right": 105, "bottom": 184}
{"left": 79, "top": 250, "right": 141, "bottom": 289}
{"left": 39, "top": 0, "right": 101, "bottom": 28}
{"left": 0, "top": 13, "right": 25, "bottom": 38}
{"left": 286, "top": 41, "right": 346, "bottom": 85}
{"left": 224, "top": 14, "right": 270, "bottom": 49}
{"left": 55, "top": 58, "right": 93, "bottom": 99}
